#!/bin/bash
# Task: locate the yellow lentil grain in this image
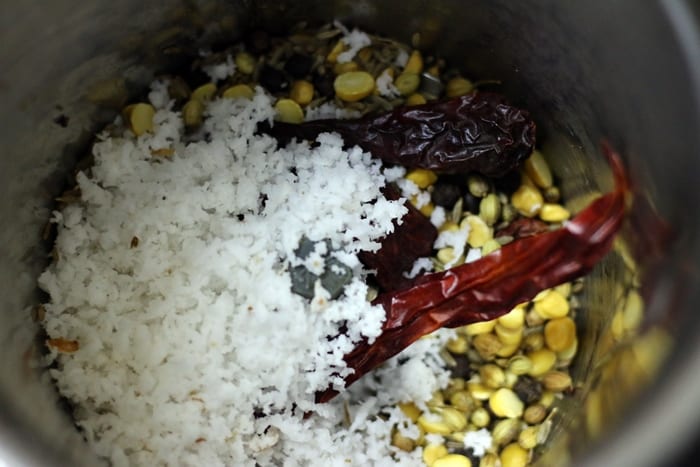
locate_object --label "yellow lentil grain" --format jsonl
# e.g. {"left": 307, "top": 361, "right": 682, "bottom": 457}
{"left": 394, "top": 72, "right": 421, "bottom": 96}
{"left": 333, "top": 61, "right": 360, "bottom": 75}
{"left": 327, "top": 40, "right": 345, "bottom": 63}
{"left": 508, "top": 355, "right": 533, "bottom": 375}
{"left": 498, "top": 305, "right": 526, "bottom": 329}
{"left": 500, "top": 443, "right": 529, "bottom": 467}
{"left": 406, "top": 93, "right": 427, "bottom": 106}
{"left": 127, "top": 103, "right": 156, "bottom": 136}
{"left": 440, "top": 220, "right": 460, "bottom": 233}
{"left": 191, "top": 83, "right": 217, "bottom": 102}
{"left": 542, "top": 371, "right": 573, "bottom": 392}
{"left": 539, "top": 203, "right": 571, "bottom": 222}
{"left": 523, "top": 150, "right": 553, "bottom": 188}
{"left": 406, "top": 168, "right": 438, "bottom": 188}
{"left": 527, "top": 349, "right": 557, "bottom": 376}
{"left": 399, "top": 402, "right": 421, "bottom": 422}
{"left": 495, "top": 324, "right": 523, "bottom": 346}
{"left": 472, "top": 333, "right": 502, "bottom": 359}
{"left": 433, "top": 454, "right": 472, "bottom": 467}
{"left": 450, "top": 390, "right": 474, "bottom": 412}
{"left": 503, "top": 370, "right": 518, "bottom": 388}
{"left": 480, "top": 364, "right": 506, "bottom": 389}
{"left": 539, "top": 390, "right": 556, "bottom": 408}
{"left": 418, "top": 414, "right": 452, "bottom": 435}
{"left": 511, "top": 184, "right": 544, "bottom": 217}
{"left": 423, "top": 444, "right": 449, "bottom": 466}
{"left": 182, "top": 99, "right": 204, "bottom": 128}
{"left": 471, "top": 407, "right": 490, "bottom": 428}
{"left": 446, "top": 77, "right": 474, "bottom": 97}
{"left": 533, "top": 289, "right": 570, "bottom": 319}
{"left": 404, "top": 50, "right": 424, "bottom": 74}
{"left": 481, "top": 239, "right": 501, "bottom": 255}
{"left": 496, "top": 341, "right": 521, "bottom": 358}
{"left": 222, "top": 84, "right": 255, "bottom": 100}
{"left": 518, "top": 426, "right": 539, "bottom": 450}
{"left": 428, "top": 391, "right": 445, "bottom": 407}
{"left": 419, "top": 202, "right": 435, "bottom": 217}
{"left": 489, "top": 388, "right": 524, "bottom": 418}
{"left": 446, "top": 336, "right": 469, "bottom": 354}
{"left": 274, "top": 99, "right": 304, "bottom": 124}
{"left": 290, "top": 80, "right": 315, "bottom": 105}
{"left": 464, "top": 215, "right": 493, "bottom": 248}
{"left": 437, "top": 247, "right": 459, "bottom": 265}
{"left": 544, "top": 317, "right": 576, "bottom": 352}
{"left": 557, "top": 337, "right": 578, "bottom": 361}
{"left": 468, "top": 382, "right": 494, "bottom": 401}
{"left": 234, "top": 51, "right": 256, "bottom": 74}
{"left": 464, "top": 320, "right": 497, "bottom": 335}
{"left": 334, "top": 71, "right": 375, "bottom": 102}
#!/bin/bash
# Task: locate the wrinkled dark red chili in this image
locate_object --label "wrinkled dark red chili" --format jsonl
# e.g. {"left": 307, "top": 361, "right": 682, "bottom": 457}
{"left": 358, "top": 185, "right": 438, "bottom": 291}
{"left": 261, "top": 93, "right": 536, "bottom": 177}
{"left": 316, "top": 143, "right": 629, "bottom": 403}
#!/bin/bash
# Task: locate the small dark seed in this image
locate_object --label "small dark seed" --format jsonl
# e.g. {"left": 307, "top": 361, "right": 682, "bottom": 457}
{"left": 313, "top": 73, "right": 335, "bottom": 98}
{"left": 259, "top": 65, "right": 289, "bottom": 93}
{"left": 463, "top": 192, "right": 481, "bottom": 214}
{"left": 493, "top": 169, "right": 521, "bottom": 194}
{"left": 513, "top": 375, "right": 543, "bottom": 405}
{"left": 284, "top": 53, "right": 314, "bottom": 79}
{"left": 450, "top": 354, "right": 472, "bottom": 379}
{"left": 431, "top": 183, "right": 462, "bottom": 207}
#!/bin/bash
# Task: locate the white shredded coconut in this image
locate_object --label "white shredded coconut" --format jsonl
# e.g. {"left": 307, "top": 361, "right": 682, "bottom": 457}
{"left": 305, "top": 101, "right": 361, "bottom": 121}
{"left": 430, "top": 206, "right": 446, "bottom": 227}
{"left": 376, "top": 69, "right": 400, "bottom": 98}
{"left": 394, "top": 49, "right": 409, "bottom": 68}
{"left": 38, "top": 88, "right": 453, "bottom": 467}
{"left": 434, "top": 224, "right": 471, "bottom": 269}
{"left": 466, "top": 248, "right": 482, "bottom": 263}
{"left": 404, "top": 257, "right": 434, "bottom": 279}
{"left": 463, "top": 428, "right": 493, "bottom": 457}
{"left": 382, "top": 166, "right": 407, "bottom": 183}
{"left": 148, "top": 80, "right": 172, "bottom": 110}
{"left": 202, "top": 54, "right": 236, "bottom": 82}
{"left": 334, "top": 20, "right": 372, "bottom": 63}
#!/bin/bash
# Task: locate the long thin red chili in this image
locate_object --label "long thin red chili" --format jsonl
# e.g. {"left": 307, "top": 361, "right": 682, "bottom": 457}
{"left": 316, "top": 143, "right": 629, "bottom": 402}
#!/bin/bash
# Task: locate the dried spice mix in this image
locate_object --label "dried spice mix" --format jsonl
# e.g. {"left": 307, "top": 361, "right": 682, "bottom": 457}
{"left": 39, "top": 21, "right": 631, "bottom": 467}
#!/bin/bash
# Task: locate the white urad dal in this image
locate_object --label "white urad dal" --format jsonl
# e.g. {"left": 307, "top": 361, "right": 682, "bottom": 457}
{"left": 39, "top": 87, "right": 457, "bottom": 466}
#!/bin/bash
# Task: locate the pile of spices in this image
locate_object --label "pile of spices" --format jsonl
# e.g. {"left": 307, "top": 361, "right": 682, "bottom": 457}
{"left": 38, "top": 21, "right": 634, "bottom": 467}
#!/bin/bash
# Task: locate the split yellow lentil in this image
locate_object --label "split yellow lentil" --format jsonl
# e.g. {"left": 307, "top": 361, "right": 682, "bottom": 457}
{"left": 334, "top": 71, "right": 375, "bottom": 102}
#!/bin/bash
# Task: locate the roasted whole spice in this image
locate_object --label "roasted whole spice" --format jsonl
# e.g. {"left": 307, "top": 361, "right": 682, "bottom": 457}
{"left": 316, "top": 143, "right": 629, "bottom": 402}
{"left": 261, "top": 93, "right": 536, "bottom": 177}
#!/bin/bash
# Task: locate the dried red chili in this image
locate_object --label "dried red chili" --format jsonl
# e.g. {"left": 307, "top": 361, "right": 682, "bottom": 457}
{"left": 316, "top": 143, "right": 629, "bottom": 403}
{"left": 358, "top": 185, "right": 437, "bottom": 291}
{"left": 261, "top": 93, "right": 536, "bottom": 177}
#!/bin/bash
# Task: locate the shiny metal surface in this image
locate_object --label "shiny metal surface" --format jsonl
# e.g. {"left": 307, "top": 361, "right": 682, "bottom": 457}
{"left": 1, "top": 1, "right": 699, "bottom": 466}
